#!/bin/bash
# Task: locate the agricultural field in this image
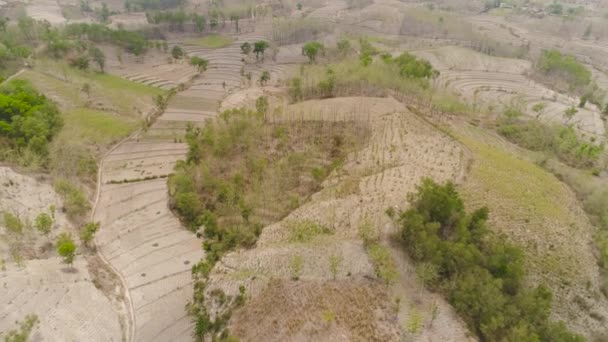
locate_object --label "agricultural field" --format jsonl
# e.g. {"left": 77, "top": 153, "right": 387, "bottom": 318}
{"left": 2, "top": 0, "right": 608, "bottom": 341}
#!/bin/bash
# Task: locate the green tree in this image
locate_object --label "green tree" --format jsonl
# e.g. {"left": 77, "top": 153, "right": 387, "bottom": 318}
{"left": 259, "top": 70, "right": 270, "bottom": 85}
{"left": 302, "top": 41, "right": 324, "bottom": 63}
{"left": 34, "top": 213, "right": 53, "bottom": 237}
{"left": 253, "top": 40, "right": 269, "bottom": 60}
{"left": 190, "top": 56, "right": 209, "bottom": 72}
{"left": 80, "top": 221, "right": 99, "bottom": 247}
{"left": 56, "top": 233, "right": 76, "bottom": 266}
{"left": 192, "top": 14, "right": 206, "bottom": 32}
{"left": 171, "top": 45, "right": 184, "bottom": 59}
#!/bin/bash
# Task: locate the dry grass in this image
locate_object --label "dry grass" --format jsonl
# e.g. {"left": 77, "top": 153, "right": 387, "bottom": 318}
{"left": 228, "top": 279, "right": 400, "bottom": 341}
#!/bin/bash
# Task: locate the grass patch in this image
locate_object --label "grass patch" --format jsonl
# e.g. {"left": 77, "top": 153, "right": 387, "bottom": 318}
{"left": 184, "top": 35, "right": 233, "bottom": 48}
{"left": 287, "top": 220, "right": 333, "bottom": 243}
{"left": 455, "top": 124, "right": 595, "bottom": 287}
{"left": 61, "top": 108, "right": 138, "bottom": 145}
{"left": 367, "top": 243, "right": 398, "bottom": 284}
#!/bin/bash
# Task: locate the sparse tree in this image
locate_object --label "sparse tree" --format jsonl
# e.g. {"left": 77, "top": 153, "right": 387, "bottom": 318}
{"left": 253, "top": 40, "right": 269, "bottom": 60}
{"left": 290, "top": 254, "right": 303, "bottom": 280}
{"left": 255, "top": 96, "right": 268, "bottom": 115}
{"left": 89, "top": 46, "right": 106, "bottom": 72}
{"left": 240, "top": 41, "right": 251, "bottom": 55}
{"left": 259, "top": 70, "right": 270, "bottom": 85}
{"left": 297, "top": 3, "right": 302, "bottom": 10}
{"left": 34, "top": 213, "right": 53, "bottom": 237}
{"left": 190, "top": 56, "right": 209, "bottom": 72}
{"left": 337, "top": 39, "right": 350, "bottom": 56}
{"left": 99, "top": 3, "right": 111, "bottom": 23}
{"left": 230, "top": 14, "right": 240, "bottom": 33}
{"left": 329, "top": 253, "right": 343, "bottom": 279}
{"left": 81, "top": 82, "right": 91, "bottom": 99}
{"left": 80, "top": 222, "right": 99, "bottom": 247}
{"left": 192, "top": 14, "right": 206, "bottom": 32}
{"left": 171, "top": 45, "right": 184, "bottom": 59}
{"left": 302, "top": 41, "right": 324, "bottom": 63}
{"left": 0, "top": 17, "right": 9, "bottom": 32}
{"left": 56, "top": 233, "right": 76, "bottom": 266}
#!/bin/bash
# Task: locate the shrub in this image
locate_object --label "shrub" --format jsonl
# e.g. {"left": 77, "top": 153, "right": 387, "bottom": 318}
{"left": 288, "top": 220, "right": 333, "bottom": 243}
{"left": 80, "top": 221, "right": 99, "bottom": 247}
{"left": 498, "top": 114, "right": 603, "bottom": 168}
{"left": 399, "top": 178, "right": 582, "bottom": 341}
{"left": 35, "top": 212, "right": 53, "bottom": 236}
{"left": 537, "top": 49, "right": 591, "bottom": 92}
{"left": 54, "top": 179, "right": 91, "bottom": 220}
{"left": 3, "top": 212, "right": 23, "bottom": 234}
{"left": 190, "top": 56, "right": 209, "bottom": 72}
{"left": 171, "top": 45, "right": 184, "bottom": 59}
{"left": 56, "top": 232, "right": 76, "bottom": 266}
{"left": 3, "top": 314, "right": 39, "bottom": 342}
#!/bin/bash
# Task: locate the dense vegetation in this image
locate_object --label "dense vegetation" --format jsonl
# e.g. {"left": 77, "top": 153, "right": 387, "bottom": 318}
{"left": 498, "top": 109, "right": 603, "bottom": 168}
{"left": 537, "top": 49, "right": 591, "bottom": 94}
{"left": 174, "top": 107, "right": 369, "bottom": 341}
{"left": 400, "top": 179, "right": 583, "bottom": 341}
{"left": 125, "top": 0, "right": 186, "bottom": 10}
{"left": 63, "top": 23, "right": 148, "bottom": 56}
{"left": 0, "top": 80, "right": 62, "bottom": 166}
{"left": 288, "top": 47, "right": 443, "bottom": 104}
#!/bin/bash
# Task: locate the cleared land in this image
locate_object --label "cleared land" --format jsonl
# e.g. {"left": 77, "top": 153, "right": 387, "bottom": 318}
{"left": 0, "top": 167, "right": 122, "bottom": 341}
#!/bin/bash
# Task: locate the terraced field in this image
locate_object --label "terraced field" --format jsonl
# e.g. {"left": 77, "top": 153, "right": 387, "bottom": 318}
{"left": 91, "top": 24, "right": 276, "bottom": 341}
{"left": 414, "top": 46, "right": 606, "bottom": 138}
{"left": 26, "top": 0, "right": 65, "bottom": 24}
{"left": 205, "top": 97, "right": 472, "bottom": 340}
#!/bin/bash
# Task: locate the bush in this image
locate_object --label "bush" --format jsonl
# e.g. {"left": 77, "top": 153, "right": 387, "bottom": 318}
{"left": 54, "top": 179, "right": 91, "bottom": 220}
{"left": 80, "top": 221, "right": 99, "bottom": 247}
{"left": 399, "top": 178, "right": 582, "bottom": 341}
{"left": 498, "top": 115, "right": 603, "bottom": 168}
{"left": 537, "top": 49, "right": 591, "bottom": 92}
{"left": 3, "top": 211, "right": 23, "bottom": 234}
{"left": 56, "top": 232, "right": 76, "bottom": 266}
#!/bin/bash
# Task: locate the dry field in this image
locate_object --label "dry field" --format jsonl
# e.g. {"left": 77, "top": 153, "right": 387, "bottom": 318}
{"left": 0, "top": 167, "right": 122, "bottom": 341}
{"left": 413, "top": 46, "right": 606, "bottom": 138}
{"left": 26, "top": 0, "right": 65, "bottom": 24}
{"left": 205, "top": 96, "right": 472, "bottom": 341}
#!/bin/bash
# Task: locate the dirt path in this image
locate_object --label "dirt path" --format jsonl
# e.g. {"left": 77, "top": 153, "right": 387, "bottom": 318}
{"left": 90, "top": 25, "right": 272, "bottom": 341}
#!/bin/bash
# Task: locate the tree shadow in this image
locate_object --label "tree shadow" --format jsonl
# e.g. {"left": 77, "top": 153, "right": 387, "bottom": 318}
{"left": 60, "top": 266, "right": 78, "bottom": 274}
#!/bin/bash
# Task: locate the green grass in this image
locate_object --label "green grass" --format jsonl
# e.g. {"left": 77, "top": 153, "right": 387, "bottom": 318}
{"left": 184, "top": 34, "right": 234, "bottom": 48}
{"left": 287, "top": 220, "right": 333, "bottom": 243}
{"left": 61, "top": 108, "right": 138, "bottom": 145}
{"left": 455, "top": 125, "right": 592, "bottom": 281}
{"left": 22, "top": 60, "right": 164, "bottom": 117}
